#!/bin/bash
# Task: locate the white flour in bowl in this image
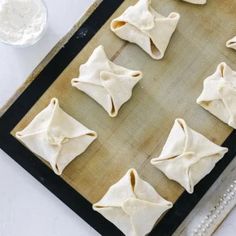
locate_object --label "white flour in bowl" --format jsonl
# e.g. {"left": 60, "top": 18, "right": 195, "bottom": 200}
{"left": 0, "top": 0, "right": 47, "bottom": 46}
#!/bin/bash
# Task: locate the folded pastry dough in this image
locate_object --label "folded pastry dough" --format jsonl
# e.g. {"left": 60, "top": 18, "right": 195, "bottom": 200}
{"left": 182, "top": 0, "right": 207, "bottom": 4}
{"left": 71, "top": 45, "right": 142, "bottom": 117}
{"left": 151, "top": 119, "right": 228, "bottom": 194}
{"left": 110, "top": 0, "right": 180, "bottom": 60}
{"left": 197, "top": 62, "right": 236, "bottom": 129}
{"left": 16, "top": 98, "right": 97, "bottom": 175}
{"left": 226, "top": 36, "right": 236, "bottom": 50}
{"left": 93, "top": 169, "right": 172, "bottom": 236}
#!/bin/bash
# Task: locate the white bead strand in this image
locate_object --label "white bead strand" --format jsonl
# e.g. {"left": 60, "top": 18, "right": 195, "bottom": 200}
{"left": 192, "top": 180, "right": 236, "bottom": 236}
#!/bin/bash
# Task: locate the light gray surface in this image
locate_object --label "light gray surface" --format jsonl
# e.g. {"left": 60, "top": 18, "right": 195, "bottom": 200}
{"left": 214, "top": 207, "right": 236, "bottom": 236}
{"left": 0, "top": 1, "right": 234, "bottom": 236}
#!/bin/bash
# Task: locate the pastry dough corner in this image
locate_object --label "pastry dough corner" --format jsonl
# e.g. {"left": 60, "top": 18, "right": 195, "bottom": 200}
{"left": 93, "top": 168, "right": 172, "bottom": 236}
{"left": 110, "top": 0, "right": 180, "bottom": 60}
{"left": 151, "top": 118, "right": 228, "bottom": 193}
{"left": 72, "top": 45, "right": 143, "bottom": 117}
{"left": 197, "top": 62, "right": 236, "bottom": 129}
{"left": 16, "top": 98, "right": 97, "bottom": 175}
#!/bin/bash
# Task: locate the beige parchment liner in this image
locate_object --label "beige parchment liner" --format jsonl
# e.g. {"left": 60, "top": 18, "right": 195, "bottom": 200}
{"left": 11, "top": 0, "right": 235, "bottom": 206}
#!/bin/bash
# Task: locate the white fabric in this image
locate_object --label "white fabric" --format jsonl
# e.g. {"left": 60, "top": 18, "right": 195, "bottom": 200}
{"left": 16, "top": 98, "right": 97, "bottom": 175}
{"left": 197, "top": 62, "right": 236, "bottom": 129}
{"left": 110, "top": 0, "right": 180, "bottom": 60}
{"left": 226, "top": 36, "right": 236, "bottom": 51}
{"left": 182, "top": 0, "right": 206, "bottom": 4}
{"left": 71, "top": 45, "right": 142, "bottom": 117}
{"left": 151, "top": 119, "right": 228, "bottom": 194}
{"left": 93, "top": 168, "right": 172, "bottom": 236}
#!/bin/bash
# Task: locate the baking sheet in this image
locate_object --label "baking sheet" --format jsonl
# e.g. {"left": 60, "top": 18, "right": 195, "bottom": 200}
{"left": 1, "top": 0, "right": 236, "bottom": 235}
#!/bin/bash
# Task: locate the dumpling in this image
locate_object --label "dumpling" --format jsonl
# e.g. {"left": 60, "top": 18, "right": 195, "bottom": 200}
{"left": 151, "top": 119, "right": 228, "bottom": 193}
{"left": 16, "top": 98, "right": 97, "bottom": 175}
{"left": 197, "top": 62, "right": 236, "bottom": 129}
{"left": 181, "top": 0, "right": 207, "bottom": 4}
{"left": 110, "top": 0, "right": 180, "bottom": 60}
{"left": 93, "top": 168, "right": 172, "bottom": 236}
{"left": 226, "top": 36, "right": 236, "bottom": 51}
{"left": 72, "top": 45, "right": 142, "bottom": 117}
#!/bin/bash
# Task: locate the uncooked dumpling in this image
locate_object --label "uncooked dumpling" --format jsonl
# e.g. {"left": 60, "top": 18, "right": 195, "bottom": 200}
{"left": 110, "top": 0, "right": 180, "bottom": 60}
{"left": 16, "top": 98, "right": 97, "bottom": 175}
{"left": 71, "top": 45, "right": 142, "bottom": 117}
{"left": 93, "top": 168, "right": 172, "bottom": 236}
{"left": 182, "top": 0, "right": 207, "bottom": 4}
{"left": 151, "top": 119, "right": 228, "bottom": 193}
{"left": 197, "top": 62, "right": 236, "bottom": 129}
{"left": 226, "top": 36, "right": 236, "bottom": 50}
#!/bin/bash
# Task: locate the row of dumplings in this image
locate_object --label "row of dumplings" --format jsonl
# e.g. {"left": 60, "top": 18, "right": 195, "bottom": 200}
{"left": 110, "top": 0, "right": 236, "bottom": 61}
{"left": 15, "top": 107, "right": 229, "bottom": 236}
{"left": 16, "top": 59, "right": 236, "bottom": 177}
{"left": 93, "top": 117, "right": 229, "bottom": 236}
{"left": 16, "top": 0, "right": 236, "bottom": 235}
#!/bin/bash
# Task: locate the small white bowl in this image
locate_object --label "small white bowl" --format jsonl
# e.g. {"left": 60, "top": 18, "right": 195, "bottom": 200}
{"left": 0, "top": 0, "right": 48, "bottom": 48}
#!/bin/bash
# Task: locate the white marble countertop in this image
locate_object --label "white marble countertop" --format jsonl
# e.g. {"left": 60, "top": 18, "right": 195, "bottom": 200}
{"left": 0, "top": 1, "right": 234, "bottom": 235}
